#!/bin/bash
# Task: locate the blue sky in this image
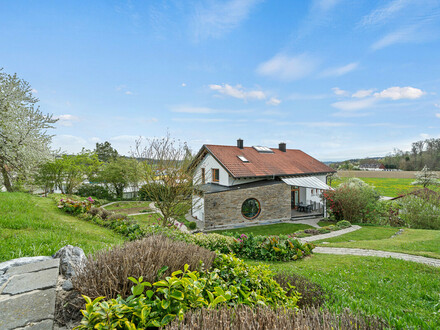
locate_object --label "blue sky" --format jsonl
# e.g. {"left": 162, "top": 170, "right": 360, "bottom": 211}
{"left": 1, "top": 0, "right": 440, "bottom": 161}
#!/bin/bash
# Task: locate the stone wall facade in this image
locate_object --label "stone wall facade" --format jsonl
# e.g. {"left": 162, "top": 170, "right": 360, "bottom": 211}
{"left": 204, "top": 181, "right": 291, "bottom": 228}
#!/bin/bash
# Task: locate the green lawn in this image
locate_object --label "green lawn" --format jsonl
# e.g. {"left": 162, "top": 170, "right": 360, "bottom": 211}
{"left": 0, "top": 192, "right": 125, "bottom": 262}
{"left": 253, "top": 254, "right": 440, "bottom": 328}
{"left": 211, "top": 223, "right": 313, "bottom": 236}
{"left": 315, "top": 226, "right": 440, "bottom": 259}
{"left": 104, "top": 201, "right": 153, "bottom": 211}
{"left": 129, "top": 213, "right": 162, "bottom": 227}
{"left": 332, "top": 177, "right": 417, "bottom": 197}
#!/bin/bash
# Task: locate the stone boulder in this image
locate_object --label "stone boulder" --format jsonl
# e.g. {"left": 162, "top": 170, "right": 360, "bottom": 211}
{"left": 53, "top": 246, "right": 86, "bottom": 278}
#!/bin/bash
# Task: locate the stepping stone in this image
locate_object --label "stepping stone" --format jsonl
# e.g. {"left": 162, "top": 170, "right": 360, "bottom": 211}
{"left": 3, "top": 267, "right": 59, "bottom": 295}
{"left": 6, "top": 258, "right": 59, "bottom": 276}
{"left": 15, "top": 319, "right": 54, "bottom": 330}
{"left": 0, "top": 289, "right": 56, "bottom": 329}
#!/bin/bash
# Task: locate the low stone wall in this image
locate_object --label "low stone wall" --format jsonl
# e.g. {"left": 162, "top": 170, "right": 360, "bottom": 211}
{"left": 204, "top": 182, "right": 291, "bottom": 228}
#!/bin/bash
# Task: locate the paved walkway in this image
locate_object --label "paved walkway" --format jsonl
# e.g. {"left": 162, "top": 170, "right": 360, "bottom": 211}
{"left": 314, "top": 247, "right": 440, "bottom": 268}
{"left": 288, "top": 217, "right": 322, "bottom": 228}
{"left": 0, "top": 257, "right": 60, "bottom": 329}
{"left": 299, "top": 225, "right": 362, "bottom": 242}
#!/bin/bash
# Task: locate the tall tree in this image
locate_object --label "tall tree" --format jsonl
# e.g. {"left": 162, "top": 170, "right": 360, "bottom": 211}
{"left": 95, "top": 141, "right": 118, "bottom": 163}
{"left": 0, "top": 69, "right": 57, "bottom": 191}
{"left": 100, "top": 157, "right": 140, "bottom": 199}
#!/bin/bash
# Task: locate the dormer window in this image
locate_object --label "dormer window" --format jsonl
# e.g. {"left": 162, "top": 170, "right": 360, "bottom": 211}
{"left": 238, "top": 155, "right": 249, "bottom": 163}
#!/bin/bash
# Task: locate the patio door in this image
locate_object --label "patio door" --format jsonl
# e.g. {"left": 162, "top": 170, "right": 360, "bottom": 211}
{"left": 291, "top": 187, "right": 300, "bottom": 209}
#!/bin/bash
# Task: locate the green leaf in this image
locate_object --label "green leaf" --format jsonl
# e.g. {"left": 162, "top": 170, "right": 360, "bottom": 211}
{"left": 207, "top": 290, "right": 214, "bottom": 303}
{"left": 127, "top": 277, "right": 138, "bottom": 285}
{"left": 171, "top": 269, "right": 183, "bottom": 277}
{"left": 161, "top": 314, "right": 176, "bottom": 326}
{"left": 145, "top": 290, "right": 155, "bottom": 299}
{"left": 212, "top": 295, "right": 226, "bottom": 307}
{"left": 170, "top": 290, "right": 185, "bottom": 301}
{"left": 184, "top": 264, "right": 189, "bottom": 272}
{"left": 154, "top": 280, "right": 169, "bottom": 287}
{"left": 161, "top": 299, "right": 170, "bottom": 309}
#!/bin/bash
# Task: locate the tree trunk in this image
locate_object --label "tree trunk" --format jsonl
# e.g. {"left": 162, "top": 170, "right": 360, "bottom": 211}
{"left": 1, "top": 163, "right": 13, "bottom": 192}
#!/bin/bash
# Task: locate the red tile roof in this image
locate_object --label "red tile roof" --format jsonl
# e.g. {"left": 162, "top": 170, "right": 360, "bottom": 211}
{"left": 199, "top": 144, "right": 335, "bottom": 178}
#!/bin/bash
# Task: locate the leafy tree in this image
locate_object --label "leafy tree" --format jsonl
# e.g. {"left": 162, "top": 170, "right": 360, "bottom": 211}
{"left": 412, "top": 165, "right": 439, "bottom": 188}
{"left": 99, "top": 157, "right": 140, "bottom": 199}
{"left": 34, "top": 158, "right": 65, "bottom": 196}
{"left": 0, "top": 69, "right": 57, "bottom": 191}
{"left": 133, "top": 134, "right": 195, "bottom": 226}
{"left": 61, "top": 151, "right": 101, "bottom": 194}
{"left": 95, "top": 141, "right": 118, "bottom": 163}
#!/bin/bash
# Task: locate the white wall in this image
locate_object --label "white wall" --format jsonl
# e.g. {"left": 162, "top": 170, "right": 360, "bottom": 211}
{"left": 192, "top": 195, "right": 204, "bottom": 221}
{"left": 194, "top": 154, "right": 230, "bottom": 186}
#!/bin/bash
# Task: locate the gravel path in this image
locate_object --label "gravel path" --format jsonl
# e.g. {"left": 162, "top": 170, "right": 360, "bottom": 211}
{"left": 314, "top": 247, "right": 440, "bottom": 268}
{"left": 299, "top": 225, "right": 362, "bottom": 242}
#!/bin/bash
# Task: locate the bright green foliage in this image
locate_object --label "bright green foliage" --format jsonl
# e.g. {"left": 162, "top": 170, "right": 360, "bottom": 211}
{"left": 399, "top": 194, "right": 440, "bottom": 230}
{"left": 336, "top": 220, "right": 351, "bottom": 228}
{"left": 188, "top": 221, "right": 197, "bottom": 230}
{"left": 75, "top": 255, "right": 299, "bottom": 329}
{"left": 212, "top": 223, "right": 313, "bottom": 236}
{"left": 95, "top": 141, "right": 119, "bottom": 163}
{"left": 76, "top": 183, "right": 112, "bottom": 200}
{"left": 324, "top": 178, "right": 383, "bottom": 223}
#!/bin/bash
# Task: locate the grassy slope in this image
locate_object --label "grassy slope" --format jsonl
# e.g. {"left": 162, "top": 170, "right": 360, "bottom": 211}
{"left": 0, "top": 192, "right": 124, "bottom": 262}
{"left": 253, "top": 254, "right": 440, "bottom": 328}
{"left": 314, "top": 226, "right": 440, "bottom": 259}
{"left": 211, "top": 223, "right": 313, "bottom": 236}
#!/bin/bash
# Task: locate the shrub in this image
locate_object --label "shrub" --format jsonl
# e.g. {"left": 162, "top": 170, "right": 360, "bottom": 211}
{"left": 57, "top": 197, "right": 94, "bottom": 214}
{"left": 107, "top": 213, "right": 128, "bottom": 221}
{"left": 323, "top": 178, "right": 382, "bottom": 223}
{"left": 336, "top": 220, "right": 351, "bottom": 228}
{"left": 317, "top": 228, "right": 330, "bottom": 234}
{"left": 399, "top": 194, "right": 440, "bottom": 230}
{"left": 188, "top": 233, "right": 234, "bottom": 254}
{"left": 274, "top": 272, "right": 325, "bottom": 308}
{"left": 188, "top": 221, "right": 197, "bottom": 230}
{"left": 76, "top": 253, "right": 300, "bottom": 329}
{"left": 165, "top": 305, "right": 387, "bottom": 330}
{"left": 72, "top": 236, "right": 217, "bottom": 299}
{"left": 75, "top": 184, "right": 112, "bottom": 200}
{"left": 303, "top": 228, "right": 320, "bottom": 235}
{"left": 99, "top": 207, "right": 112, "bottom": 220}
{"left": 86, "top": 206, "right": 100, "bottom": 217}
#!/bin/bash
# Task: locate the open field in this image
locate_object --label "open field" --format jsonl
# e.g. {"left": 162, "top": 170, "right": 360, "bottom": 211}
{"left": 0, "top": 193, "right": 125, "bottom": 262}
{"left": 332, "top": 176, "right": 423, "bottom": 197}
{"left": 254, "top": 254, "right": 440, "bottom": 328}
{"left": 211, "top": 223, "right": 313, "bottom": 236}
{"left": 315, "top": 226, "right": 440, "bottom": 259}
{"left": 338, "top": 170, "right": 419, "bottom": 178}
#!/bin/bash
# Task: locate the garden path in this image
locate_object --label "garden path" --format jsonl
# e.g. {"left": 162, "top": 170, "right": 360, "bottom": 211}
{"left": 314, "top": 247, "right": 440, "bottom": 268}
{"left": 298, "top": 225, "right": 362, "bottom": 242}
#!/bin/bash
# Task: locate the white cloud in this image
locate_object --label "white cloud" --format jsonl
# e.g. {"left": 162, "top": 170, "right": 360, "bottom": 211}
{"left": 332, "top": 87, "right": 348, "bottom": 96}
{"left": 300, "top": 121, "right": 351, "bottom": 128}
{"left": 332, "top": 98, "right": 377, "bottom": 111}
{"left": 313, "top": 0, "right": 342, "bottom": 12}
{"left": 209, "top": 84, "right": 266, "bottom": 100}
{"left": 55, "top": 114, "right": 80, "bottom": 127}
{"left": 320, "top": 62, "right": 359, "bottom": 77}
{"left": 172, "top": 106, "right": 217, "bottom": 114}
{"left": 193, "top": 0, "right": 261, "bottom": 39}
{"left": 31, "top": 88, "right": 38, "bottom": 94}
{"left": 374, "top": 86, "right": 425, "bottom": 100}
{"left": 420, "top": 133, "right": 430, "bottom": 139}
{"left": 371, "top": 26, "right": 417, "bottom": 50}
{"left": 125, "top": 91, "right": 133, "bottom": 95}
{"left": 256, "top": 53, "right": 319, "bottom": 81}
{"left": 360, "top": 0, "right": 409, "bottom": 27}
{"left": 352, "top": 89, "right": 374, "bottom": 98}
{"left": 266, "top": 97, "right": 281, "bottom": 106}
{"left": 181, "top": 83, "right": 187, "bottom": 87}
{"left": 435, "top": 113, "right": 440, "bottom": 118}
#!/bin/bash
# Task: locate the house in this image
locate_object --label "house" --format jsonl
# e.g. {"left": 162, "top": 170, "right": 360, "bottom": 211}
{"left": 190, "top": 139, "right": 335, "bottom": 229}
{"left": 359, "top": 163, "right": 386, "bottom": 171}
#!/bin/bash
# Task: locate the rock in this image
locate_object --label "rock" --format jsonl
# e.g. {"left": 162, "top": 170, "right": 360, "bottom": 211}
{"left": 53, "top": 246, "right": 86, "bottom": 278}
{"left": 0, "top": 256, "right": 52, "bottom": 274}
{"left": 3, "top": 267, "right": 59, "bottom": 295}
{"left": 62, "top": 280, "right": 73, "bottom": 291}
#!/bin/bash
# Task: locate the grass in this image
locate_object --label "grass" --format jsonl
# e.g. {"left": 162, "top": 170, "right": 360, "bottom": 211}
{"left": 331, "top": 177, "right": 417, "bottom": 197}
{"left": 252, "top": 254, "right": 440, "bottom": 328}
{"left": 104, "top": 201, "right": 153, "bottom": 211}
{"left": 314, "top": 226, "right": 440, "bottom": 259}
{"left": 0, "top": 192, "right": 125, "bottom": 262}
{"left": 211, "top": 223, "right": 313, "bottom": 236}
{"left": 129, "top": 213, "right": 162, "bottom": 227}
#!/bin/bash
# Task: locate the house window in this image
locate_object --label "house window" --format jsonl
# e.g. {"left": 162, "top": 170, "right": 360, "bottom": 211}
{"left": 241, "top": 198, "right": 261, "bottom": 220}
{"left": 201, "top": 168, "right": 205, "bottom": 184}
{"left": 212, "top": 169, "right": 219, "bottom": 182}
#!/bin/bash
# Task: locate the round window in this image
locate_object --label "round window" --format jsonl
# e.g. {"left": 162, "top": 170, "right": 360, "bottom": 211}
{"left": 241, "top": 198, "right": 261, "bottom": 219}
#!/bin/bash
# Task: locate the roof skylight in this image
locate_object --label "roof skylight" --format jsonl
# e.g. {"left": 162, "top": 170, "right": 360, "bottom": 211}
{"left": 252, "top": 146, "right": 274, "bottom": 153}
{"left": 238, "top": 155, "right": 249, "bottom": 162}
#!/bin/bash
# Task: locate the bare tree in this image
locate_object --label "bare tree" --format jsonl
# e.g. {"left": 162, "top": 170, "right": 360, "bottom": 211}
{"left": 133, "top": 134, "right": 196, "bottom": 226}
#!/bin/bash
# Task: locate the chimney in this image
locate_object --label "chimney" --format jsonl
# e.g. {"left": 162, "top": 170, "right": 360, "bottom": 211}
{"left": 237, "top": 138, "right": 244, "bottom": 149}
{"left": 279, "top": 142, "right": 286, "bottom": 152}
